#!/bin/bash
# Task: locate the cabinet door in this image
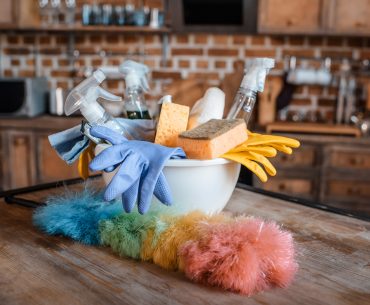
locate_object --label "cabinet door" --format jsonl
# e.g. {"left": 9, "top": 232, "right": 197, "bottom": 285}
{"left": 0, "top": 0, "right": 16, "bottom": 27}
{"left": 328, "top": 0, "right": 370, "bottom": 34}
{"left": 36, "top": 133, "right": 80, "bottom": 183}
{"left": 258, "top": 0, "right": 325, "bottom": 34}
{"left": 273, "top": 144, "right": 317, "bottom": 169}
{"left": 0, "top": 132, "right": 4, "bottom": 190}
{"left": 5, "top": 131, "right": 36, "bottom": 189}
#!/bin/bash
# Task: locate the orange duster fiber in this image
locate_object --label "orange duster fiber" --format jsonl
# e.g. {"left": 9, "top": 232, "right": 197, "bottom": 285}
{"left": 151, "top": 211, "right": 227, "bottom": 270}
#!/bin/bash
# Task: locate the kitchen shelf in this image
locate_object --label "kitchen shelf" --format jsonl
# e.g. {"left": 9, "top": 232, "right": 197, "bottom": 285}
{"left": 0, "top": 25, "right": 171, "bottom": 34}
{"left": 266, "top": 122, "right": 361, "bottom": 137}
{"left": 0, "top": 24, "right": 171, "bottom": 64}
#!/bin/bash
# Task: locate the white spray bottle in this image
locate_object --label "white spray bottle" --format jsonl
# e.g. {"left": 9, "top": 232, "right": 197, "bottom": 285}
{"left": 227, "top": 58, "right": 275, "bottom": 126}
{"left": 119, "top": 60, "right": 151, "bottom": 119}
{"left": 64, "top": 69, "right": 132, "bottom": 141}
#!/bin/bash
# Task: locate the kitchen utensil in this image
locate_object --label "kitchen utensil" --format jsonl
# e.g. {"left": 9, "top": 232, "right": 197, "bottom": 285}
{"left": 64, "top": 0, "right": 76, "bottom": 25}
{"left": 344, "top": 77, "right": 356, "bottom": 124}
{"left": 49, "top": 87, "right": 66, "bottom": 116}
{"left": 149, "top": 8, "right": 160, "bottom": 28}
{"left": 258, "top": 76, "right": 283, "bottom": 126}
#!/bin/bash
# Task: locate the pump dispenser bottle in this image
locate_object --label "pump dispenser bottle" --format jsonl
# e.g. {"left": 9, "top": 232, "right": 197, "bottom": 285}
{"left": 227, "top": 58, "right": 275, "bottom": 126}
{"left": 64, "top": 69, "right": 132, "bottom": 141}
{"left": 119, "top": 60, "right": 151, "bottom": 120}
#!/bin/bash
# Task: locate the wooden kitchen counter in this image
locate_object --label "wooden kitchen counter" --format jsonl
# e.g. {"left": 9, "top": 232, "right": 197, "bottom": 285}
{"left": 0, "top": 182, "right": 369, "bottom": 305}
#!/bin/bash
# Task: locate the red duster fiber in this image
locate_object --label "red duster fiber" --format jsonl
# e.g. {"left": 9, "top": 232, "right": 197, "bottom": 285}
{"left": 179, "top": 217, "right": 297, "bottom": 295}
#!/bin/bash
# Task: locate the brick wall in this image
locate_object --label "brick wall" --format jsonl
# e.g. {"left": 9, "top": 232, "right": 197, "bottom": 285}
{"left": 1, "top": 32, "right": 369, "bottom": 121}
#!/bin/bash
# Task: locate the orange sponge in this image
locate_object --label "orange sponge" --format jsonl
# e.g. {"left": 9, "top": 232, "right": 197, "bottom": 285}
{"left": 155, "top": 103, "right": 190, "bottom": 147}
{"left": 177, "top": 119, "right": 247, "bottom": 160}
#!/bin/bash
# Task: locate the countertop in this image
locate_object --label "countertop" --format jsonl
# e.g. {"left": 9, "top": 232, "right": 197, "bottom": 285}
{"left": 1, "top": 116, "right": 370, "bottom": 145}
{"left": 0, "top": 115, "right": 82, "bottom": 130}
{"left": 0, "top": 181, "right": 369, "bottom": 305}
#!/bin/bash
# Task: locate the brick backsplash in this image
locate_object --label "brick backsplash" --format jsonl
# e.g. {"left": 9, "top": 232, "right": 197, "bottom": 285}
{"left": 1, "top": 32, "right": 369, "bottom": 120}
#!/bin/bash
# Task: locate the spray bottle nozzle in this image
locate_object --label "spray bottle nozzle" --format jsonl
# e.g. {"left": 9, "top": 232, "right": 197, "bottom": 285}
{"left": 119, "top": 60, "right": 150, "bottom": 92}
{"left": 65, "top": 69, "right": 132, "bottom": 139}
{"left": 242, "top": 58, "right": 275, "bottom": 92}
{"left": 64, "top": 69, "right": 122, "bottom": 118}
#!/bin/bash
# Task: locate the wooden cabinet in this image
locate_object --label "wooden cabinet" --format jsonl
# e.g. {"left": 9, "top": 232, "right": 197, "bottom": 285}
{"left": 0, "top": 0, "right": 39, "bottom": 29}
{"left": 253, "top": 135, "right": 370, "bottom": 215}
{"left": 36, "top": 134, "right": 80, "bottom": 183}
{"left": 327, "top": 0, "right": 370, "bottom": 34}
{"left": 258, "top": 0, "right": 370, "bottom": 35}
{"left": 258, "top": 177, "right": 315, "bottom": 199}
{"left": 0, "top": 117, "right": 81, "bottom": 191}
{"left": 258, "top": 0, "right": 327, "bottom": 34}
{"left": 326, "top": 146, "right": 370, "bottom": 170}
{"left": 7, "top": 131, "right": 36, "bottom": 188}
{"left": 320, "top": 144, "right": 370, "bottom": 214}
{"left": 0, "top": 0, "right": 17, "bottom": 27}
{"left": 273, "top": 144, "right": 317, "bottom": 168}
{"left": 253, "top": 143, "right": 320, "bottom": 200}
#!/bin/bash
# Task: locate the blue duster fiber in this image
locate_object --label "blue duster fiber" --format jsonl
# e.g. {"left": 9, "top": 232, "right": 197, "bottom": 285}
{"left": 33, "top": 187, "right": 122, "bottom": 245}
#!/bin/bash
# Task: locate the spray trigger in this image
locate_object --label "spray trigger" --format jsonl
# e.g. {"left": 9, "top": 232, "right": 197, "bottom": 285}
{"left": 97, "top": 87, "right": 122, "bottom": 102}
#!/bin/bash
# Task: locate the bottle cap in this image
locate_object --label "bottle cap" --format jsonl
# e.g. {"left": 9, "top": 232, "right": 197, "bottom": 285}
{"left": 241, "top": 58, "right": 275, "bottom": 93}
{"left": 65, "top": 69, "right": 122, "bottom": 123}
{"left": 119, "top": 60, "right": 150, "bottom": 92}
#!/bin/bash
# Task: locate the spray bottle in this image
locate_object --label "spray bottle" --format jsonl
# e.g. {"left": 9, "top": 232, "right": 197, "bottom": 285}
{"left": 226, "top": 58, "right": 275, "bottom": 126}
{"left": 119, "top": 60, "right": 151, "bottom": 120}
{"left": 64, "top": 69, "right": 132, "bottom": 142}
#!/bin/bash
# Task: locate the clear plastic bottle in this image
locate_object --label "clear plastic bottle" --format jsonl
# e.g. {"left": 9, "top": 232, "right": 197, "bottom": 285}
{"left": 124, "top": 85, "right": 151, "bottom": 119}
{"left": 226, "top": 58, "right": 275, "bottom": 126}
{"left": 119, "top": 60, "right": 151, "bottom": 120}
{"left": 227, "top": 88, "right": 257, "bottom": 124}
{"left": 64, "top": 69, "right": 133, "bottom": 141}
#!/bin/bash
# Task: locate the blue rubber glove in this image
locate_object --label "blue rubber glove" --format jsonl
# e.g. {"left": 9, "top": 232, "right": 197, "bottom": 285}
{"left": 89, "top": 126, "right": 186, "bottom": 214}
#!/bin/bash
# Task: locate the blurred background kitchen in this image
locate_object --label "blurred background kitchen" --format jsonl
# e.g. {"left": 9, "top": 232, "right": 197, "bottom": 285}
{"left": 0, "top": 0, "right": 369, "bottom": 217}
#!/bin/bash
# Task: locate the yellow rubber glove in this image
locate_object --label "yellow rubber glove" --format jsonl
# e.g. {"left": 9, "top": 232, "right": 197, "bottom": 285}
{"left": 77, "top": 142, "right": 96, "bottom": 180}
{"left": 245, "top": 131, "right": 300, "bottom": 149}
{"left": 222, "top": 130, "right": 300, "bottom": 182}
{"left": 228, "top": 144, "right": 277, "bottom": 157}
{"left": 222, "top": 152, "right": 269, "bottom": 182}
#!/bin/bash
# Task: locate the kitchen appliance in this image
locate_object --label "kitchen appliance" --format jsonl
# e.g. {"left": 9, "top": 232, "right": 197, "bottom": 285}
{"left": 0, "top": 77, "right": 48, "bottom": 117}
{"left": 168, "top": 0, "right": 257, "bottom": 33}
{"left": 49, "top": 87, "right": 67, "bottom": 116}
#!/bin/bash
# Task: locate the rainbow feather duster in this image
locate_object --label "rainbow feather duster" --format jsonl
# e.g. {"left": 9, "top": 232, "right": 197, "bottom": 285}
{"left": 33, "top": 188, "right": 298, "bottom": 296}
{"left": 33, "top": 187, "right": 122, "bottom": 245}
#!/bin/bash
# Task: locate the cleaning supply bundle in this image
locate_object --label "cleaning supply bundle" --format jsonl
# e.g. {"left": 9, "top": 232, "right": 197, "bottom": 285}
{"left": 39, "top": 57, "right": 303, "bottom": 296}
{"left": 33, "top": 188, "right": 298, "bottom": 296}
{"left": 48, "top": 58, "right": 300, "bottom": 214}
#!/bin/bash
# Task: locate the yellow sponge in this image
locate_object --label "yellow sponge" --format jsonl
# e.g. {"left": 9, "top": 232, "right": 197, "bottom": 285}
{"left": 155, "top": 103, "right": 190, "bottom": 147}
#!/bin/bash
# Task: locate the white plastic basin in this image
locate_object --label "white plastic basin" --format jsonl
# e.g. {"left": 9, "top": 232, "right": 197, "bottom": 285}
{"left": 96, "top": 145, "right": 241, "bottom": 214}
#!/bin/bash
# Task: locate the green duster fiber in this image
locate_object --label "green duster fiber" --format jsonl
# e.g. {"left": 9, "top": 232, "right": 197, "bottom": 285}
{"left": 100, "top": 209, "right": 162, "bottom": 259}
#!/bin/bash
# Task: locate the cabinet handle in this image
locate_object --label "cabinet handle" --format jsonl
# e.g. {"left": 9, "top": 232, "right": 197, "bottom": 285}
{"left": 347, "top": 187, "right": 361, "bottom": 195}
{"left": 286, "top": 19, "right": 294, "bottom": 27}
{"left": 349, "top": 157, "right": 364, "bottom": 166}
{"left": 281, "top": 155, "right": 288, "bottom": 162}
{"left": 355, "top": 21, "right": 366, "bottom": 28}
{"left": 14, "top": 137, "right": 26, "bottom": 146}
{"left": 278, "top": 183, "right": 286, "bottom": 191}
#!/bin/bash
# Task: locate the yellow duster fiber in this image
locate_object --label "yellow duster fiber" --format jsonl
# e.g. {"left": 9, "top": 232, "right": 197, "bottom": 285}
{"left": 152, "top": 211, "right": 227, "bottom": 271}
{"left": 140, "top": 216, "right": 172, "bottom": 261}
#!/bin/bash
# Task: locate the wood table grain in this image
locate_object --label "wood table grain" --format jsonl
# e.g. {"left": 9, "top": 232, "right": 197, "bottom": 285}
{"left": 0, "top": 183, "right": 369, "bottom": 305}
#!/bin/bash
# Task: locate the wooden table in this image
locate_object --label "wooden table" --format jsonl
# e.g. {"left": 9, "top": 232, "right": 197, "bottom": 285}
{"left": 0, "top": 183, "right": 369, "bottom": 305}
